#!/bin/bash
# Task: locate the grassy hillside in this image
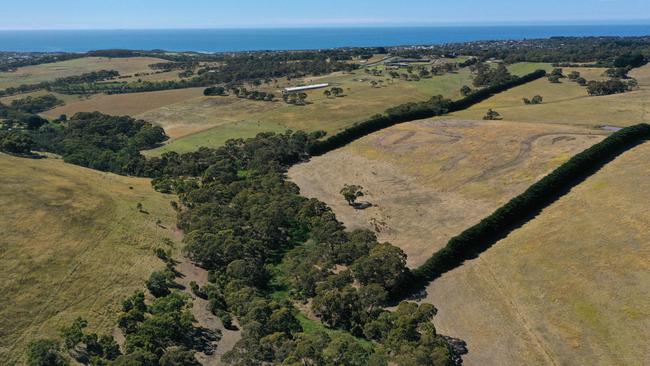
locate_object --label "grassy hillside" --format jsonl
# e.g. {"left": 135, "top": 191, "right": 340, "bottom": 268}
{"left": 424, "top": 141, "right": 650, "bottom": 365}
{"left": 288, "top": 119, "right": 605, "bottom": 267}
{"left": 0, "top": 154, "right": 179, "bottom": 365}
{"left": 0, "top": 57, "right": 167, "bottom": 89}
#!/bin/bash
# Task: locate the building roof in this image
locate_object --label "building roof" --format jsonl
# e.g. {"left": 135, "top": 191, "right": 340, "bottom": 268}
{"left": 283, "top": 83, "right": 330, "bottom": 93}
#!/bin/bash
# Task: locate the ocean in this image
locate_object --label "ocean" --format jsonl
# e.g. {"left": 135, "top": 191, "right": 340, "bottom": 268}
{"left": 1, "top": 25, "right": 650, "bottom": 53}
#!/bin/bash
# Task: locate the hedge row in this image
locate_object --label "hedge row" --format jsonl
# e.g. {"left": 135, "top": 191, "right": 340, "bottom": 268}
{"left": 407, "top": 123, "right": 650, "bottom": 292}
{"left": 447, "top": 69, "right": 547, "bottom": 112}
{"left": 307, "top": 69, "right": 547, "bottom": 156}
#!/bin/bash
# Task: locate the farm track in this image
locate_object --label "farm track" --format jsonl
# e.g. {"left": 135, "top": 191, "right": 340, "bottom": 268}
{"left": 466, "top": 131, "right": 606, "bottom": 184}
{"left": 176, "top": 258, "right": 241, "bottom": 365}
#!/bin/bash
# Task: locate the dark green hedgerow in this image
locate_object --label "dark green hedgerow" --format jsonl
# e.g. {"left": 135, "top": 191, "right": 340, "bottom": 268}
{"left": 308, "top": 69, "right": 547, "bottom": 156}
{"left": 401, "top": 123, "right": 650, "bottom": 295}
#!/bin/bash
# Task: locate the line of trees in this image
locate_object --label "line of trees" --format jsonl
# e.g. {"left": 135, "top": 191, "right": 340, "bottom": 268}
{"left": 587, "top": 79, "right": 638, "bottom": 96}
{"left": 0, "top": 70, "right": 120, "bottom": 97}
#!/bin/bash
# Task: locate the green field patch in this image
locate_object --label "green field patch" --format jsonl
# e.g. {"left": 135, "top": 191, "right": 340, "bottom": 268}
{"left": 145, "top": 120, "right": 288, "bottom": 156}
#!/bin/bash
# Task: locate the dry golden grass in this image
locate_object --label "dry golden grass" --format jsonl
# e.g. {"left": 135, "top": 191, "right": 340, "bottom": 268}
{"left": 138, "top": 69, "right": 474, "bottom": 152}
{"left": 288, "top": 119, "right": 605, "bottom": 267}
{"left": 449, "top": 65, "right": 650, "bottom": 127}
{"left": 0, "top": 57, "right": 167, "bottom": 89}
{"left": 136, "top": 94, "right": 279, "bottom": 138}
{"left": 0, "top": 154, "right": 180, "bottom": 365}
{"left": 41, "top": 87, "right": 205, "bottom": 123}
{"left": 424, "top": 141, "right": 650, "bottom": 366}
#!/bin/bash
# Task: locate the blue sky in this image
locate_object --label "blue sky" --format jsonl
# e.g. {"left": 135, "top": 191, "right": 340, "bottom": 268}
{"left": 2, "top": 0, "right": 650, "bottom": 29}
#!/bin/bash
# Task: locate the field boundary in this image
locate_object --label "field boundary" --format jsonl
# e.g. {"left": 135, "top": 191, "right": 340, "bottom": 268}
{"left": 395, "top": 123, "right": 650, "bottom": 298}
{"left": 308, "top": 69, "right": 547, "bottom": 155}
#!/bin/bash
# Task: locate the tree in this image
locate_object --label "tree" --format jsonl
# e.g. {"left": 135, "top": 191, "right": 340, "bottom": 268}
{"left": 576, "top": 77, "right": 587, "bottom": 86}
{"left": 522, "top": 97, "right": 531, "bottom": 105}
{"left": 548, "top": 75, "right": 561, "bottom": 83}
{"left": 323, "top": 90, "right": 332, "bottom": 98}
{"left": 159, "top": 348, "right": 201, "bottom": 366}
{"left": 604, "top": 67, "right": 629, "bottom": 79}
{"left": 26, "top": 339, "right": 69, "bottom": 366}
{"left": 531, "top": 95, "right": 543, "bottom": 104}
{"left": 296, "top": 92, "right": 308, "bottom": 105}
{"left": 146, "top": 270, "right": 174, "bottom": 297}
{"left": 460, "top": 85, "right": 472, "bottom": 96}
{"left": 111, "top": 349, "right": 157, "bottom": 366}
{"left": 226, "top": 259, "right": 269, "bottom": 287}
{"left": 483, "top": 109, "right": 501, "bottom": 120}
{"left": 0, "top": 130, "right": 33, "bottom": 154}
{"left": 351, "top": 243, "right": 408, "bottom": 291}
{"left": 567, "top": 71, "right": 581, "bottom": 80}
{"left": 25, "top": 115, "right": 48, "bottom": 130}
{"left": 322, "top": 333, "right": 369, "bottom": 366}
{"left": 550, "top": 68, "right": 564, "bottom": 77}
{"left": 59, "top": 317, "right": 88, "bottom": 350}
{"left": 340, "top": 184, "right": 364, "bottom": 206}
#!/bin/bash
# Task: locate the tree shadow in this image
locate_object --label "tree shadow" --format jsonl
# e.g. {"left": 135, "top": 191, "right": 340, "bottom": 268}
{"left": 187, "top": 326, "right": 222, "bottom": 355}
{"left": 352, "top": 202, "right": 373, "bottom": 210}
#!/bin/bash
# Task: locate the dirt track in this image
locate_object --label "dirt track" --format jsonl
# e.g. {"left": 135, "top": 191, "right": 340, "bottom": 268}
{"left": 176, "top": 259, "right": 241, "bottom": 365}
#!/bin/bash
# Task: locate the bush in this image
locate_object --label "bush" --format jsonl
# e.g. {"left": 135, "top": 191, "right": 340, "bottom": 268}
{"left": 483, "top": 109, "right": 501, "bottom": 120}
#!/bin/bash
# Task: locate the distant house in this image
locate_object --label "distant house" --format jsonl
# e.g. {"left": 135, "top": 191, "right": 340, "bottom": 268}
{"left": 283, "top": 83, "right": 330, "bottom": 94}
{"left": 385, "top": 62, "right": 411, "bottom": 68}
{"left": 394, "top": 58, "right": 430, "bottom": 63}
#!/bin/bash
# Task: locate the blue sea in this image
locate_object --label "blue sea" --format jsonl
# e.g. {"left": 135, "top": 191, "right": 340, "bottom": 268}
{"left": 1, "top": 25, "right": 650, "bottom": 53}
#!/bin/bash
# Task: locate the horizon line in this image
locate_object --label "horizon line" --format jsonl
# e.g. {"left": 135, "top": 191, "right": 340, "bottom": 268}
{"left": 2, "top": 19, "right": 650, "bottom": 31}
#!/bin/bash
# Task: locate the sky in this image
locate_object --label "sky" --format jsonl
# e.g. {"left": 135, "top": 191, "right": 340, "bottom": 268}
{"left": 1, "top": 0, "right": 650, "bottom": 30}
